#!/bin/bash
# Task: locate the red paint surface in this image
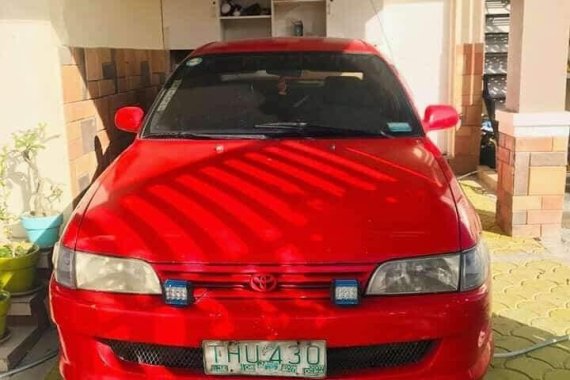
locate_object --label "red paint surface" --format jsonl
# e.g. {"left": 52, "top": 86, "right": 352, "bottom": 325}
{"left": 193, "top": 38, "right": 381, "bottom": 56}
{"left": 52, "top": 38, "right": 488, "bottom": 380}
{"left": 114, "top": 106, "right": 144, "bottom": 133}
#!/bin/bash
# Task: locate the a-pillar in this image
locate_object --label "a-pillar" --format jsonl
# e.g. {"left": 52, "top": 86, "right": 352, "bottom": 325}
{"left": 496, "top": 0, "right": 570, "bottom": 238}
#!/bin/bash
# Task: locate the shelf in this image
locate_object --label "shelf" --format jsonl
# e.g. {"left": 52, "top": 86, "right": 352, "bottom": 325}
{"left": 220, "top": 15, "right": 272, "bottom": 20}
{"left": 274, "top": 0, "right": 325, "bottom": 3}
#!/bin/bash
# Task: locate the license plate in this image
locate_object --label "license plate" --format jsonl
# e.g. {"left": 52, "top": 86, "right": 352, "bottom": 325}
{"left": 203, "top": 340, "right": 326, "bottom": 378}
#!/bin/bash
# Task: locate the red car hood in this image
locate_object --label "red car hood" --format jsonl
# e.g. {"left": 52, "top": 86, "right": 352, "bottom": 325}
{"left": 75, "top": 138, "right": 460, "bottom": 264}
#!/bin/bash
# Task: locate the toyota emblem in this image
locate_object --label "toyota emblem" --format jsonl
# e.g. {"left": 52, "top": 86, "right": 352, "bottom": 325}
{"left": 249, "top": 274, "right": 278, "bottom": 292}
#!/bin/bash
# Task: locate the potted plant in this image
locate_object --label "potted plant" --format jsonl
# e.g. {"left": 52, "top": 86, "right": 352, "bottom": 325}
{"left": 0, "top": 242, "right": 39, "bottom": 293}
{"left": 0, "top": 146, "right": 40, "bottom": 293}
{"left": 7, "top": 124, "right": 63, "bottom": 249}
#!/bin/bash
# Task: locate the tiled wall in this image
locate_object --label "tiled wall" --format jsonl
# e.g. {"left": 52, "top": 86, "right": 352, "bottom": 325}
{"left": 59, "top": 47, "right": 170, "bottom": 199}
{"left": 448, "top": 43, "right": 484, "bottom": 175}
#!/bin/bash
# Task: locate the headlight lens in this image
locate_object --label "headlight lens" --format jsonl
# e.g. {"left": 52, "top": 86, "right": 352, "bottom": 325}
{"left": 366, "top": 242, "right": 489, "bottom": 296}
{"left": 366, "top": 254, "right": 461, "bottom": 295}
{"left": 461, "top": 242, "right": 490, "bottom": 291}
{"left": 54, "top": 245, "right": 162, "bottom": 294}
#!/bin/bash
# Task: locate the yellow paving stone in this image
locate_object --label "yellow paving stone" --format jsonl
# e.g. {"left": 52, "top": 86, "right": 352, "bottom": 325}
{"left": 525, "top": 260, "right": 561, "bottom": 273}
{"left": 493, "top": 293, "right": 528, "bottom": 307}
{"left": 493, "top": 274, "right": 517, "bottom": 286}
{"left": 544, "top": 369, "right": 570, "bottom": 380}
{"left": 484, "top": 368, "right": 532, "bottom": 379}
{"left": 519, "top": 279, "right": 558, "bottom": 294}
{"left": 493, "top": 318, "right": 523, "bottom": 340}
{"left": 494, "top": 335, "right": 536, "bottom": 352}
{"left": 498, "top": 308, "right": 542, "bottom": 324}
{"left": 549, "top": 308, "right": 570, "bottom": 321}
{"left": 493, "top": 302, "right": 512, "bottom": 314}
{"left": 508, "top": 268, "right": 546, "bottom": 283}
{"left": 529, "top": 347, "right": 570, "bottom": 369}
{"left": 553, "top": 265, "right": 570, "bottom": 279}
{"left": 505, "top": 357, "right": 554, "bottom": 379}
{"left": 552, "top": 340, "right": 570, "bottom": 352}
{"left": 492, "top": 316, "right": 526, "bottom": 335}
{"left": 513, "top": 301, "right": 556, "bottom": 317}
{"left": 529, "top": 318, "right": 570, "bottom": 336}
{"left": 493, "top": 262, "right": 519, "bottom": 275}
{"left": 491, "top": 360, "right": 508, "bottom": 370}
{"left": 493, "top": 282, "right": 516, "bottom": 296}
{"left": 511, "top": 325, "right": 559, "bottom": 344}
{"left": 534, "top": 292, "right": 570, "bottom": 307}
{"left": 504, "top": 286, "right": 537, "bottom": 299}
{"left": 549, "top": 285, "right": 570, "bottom": 299}
{"left": 548, "top": 270, "right": 570, "bottom": 285}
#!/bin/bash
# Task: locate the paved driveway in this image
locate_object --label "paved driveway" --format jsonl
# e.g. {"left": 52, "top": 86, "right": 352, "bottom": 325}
{"left": 462, "top": 179, "right": 570, "bottom": 380}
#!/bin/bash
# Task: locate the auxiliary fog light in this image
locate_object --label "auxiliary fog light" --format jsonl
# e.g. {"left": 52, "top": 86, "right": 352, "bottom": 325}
{"left": 332, "top": 279, "right": 360, "bottom": 306}
{"left": 163, "top": 280, "right": 194, "bottom": 306}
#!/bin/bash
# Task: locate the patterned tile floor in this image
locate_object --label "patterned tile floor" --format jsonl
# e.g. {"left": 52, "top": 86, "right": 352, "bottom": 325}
{"left": 45, "top": 179, "right": 570, "bottom": 380}
{"left": 462, "top": 179, "right": 570, "bottom": 380}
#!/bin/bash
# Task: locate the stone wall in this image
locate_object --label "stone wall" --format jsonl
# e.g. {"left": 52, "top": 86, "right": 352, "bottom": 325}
{"left": 59, "top": 47, "right": 170, "bottom": 200}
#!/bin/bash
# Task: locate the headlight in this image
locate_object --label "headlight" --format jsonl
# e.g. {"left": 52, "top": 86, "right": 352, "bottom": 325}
{"left": 460, "top": 242, "right": 490, "bottom": 291}
{"left": 366, "top": 242, "right": 489, "bottom": 296}
{"left": 53, "top": 245, "right": 162, "bottom": 294}
{"left": 366, "top": 254, "right": 460, "bottom": 295}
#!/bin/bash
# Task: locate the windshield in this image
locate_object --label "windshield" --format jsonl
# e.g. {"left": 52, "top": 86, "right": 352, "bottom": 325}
{"left": 143, "top": 52, "right": 423, "bottom": 139}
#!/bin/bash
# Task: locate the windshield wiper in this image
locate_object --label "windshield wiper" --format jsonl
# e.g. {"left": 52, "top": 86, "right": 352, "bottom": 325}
{"left": 145, "top": 131, "right": 268, "bottom": 140}
{"left": 254, "top": 122, "right": 393, "bottom": 138}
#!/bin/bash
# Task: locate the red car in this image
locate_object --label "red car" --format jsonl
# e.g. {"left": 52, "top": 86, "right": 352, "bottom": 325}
{"left": 50, "top": 38, "right": 492, "bottom": 380}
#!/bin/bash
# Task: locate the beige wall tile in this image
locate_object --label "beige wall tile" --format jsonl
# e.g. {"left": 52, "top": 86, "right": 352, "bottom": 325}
{"left": 528, "top": 166, "right": 567, "bottom": 195}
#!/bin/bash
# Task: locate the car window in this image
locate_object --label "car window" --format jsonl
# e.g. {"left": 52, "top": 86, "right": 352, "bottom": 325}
{"left": 143, "top": 52, "right": 423, "bottom": 139}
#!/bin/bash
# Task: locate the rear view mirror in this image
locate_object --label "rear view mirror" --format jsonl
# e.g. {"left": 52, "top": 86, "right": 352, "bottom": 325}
{"left": 423, "top": 105, "right": 459, "bottom": 132}
{"left": 115, "top": 106, "right": 144, "bottom": 133}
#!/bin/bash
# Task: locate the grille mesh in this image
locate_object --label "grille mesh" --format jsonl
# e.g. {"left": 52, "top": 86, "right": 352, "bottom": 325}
{"left": 104, "top": 340, "right": 204, "bottom": 371}
{"left": 103, "top": 339, "right": 434, "bottom": 375}
{"left": 327, "top": 341, "right": 434, "bottom": 374}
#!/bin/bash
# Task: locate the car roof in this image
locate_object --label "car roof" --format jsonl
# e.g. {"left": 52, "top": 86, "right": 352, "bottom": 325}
{"left": 192, "top": 37, "right": 380, "bottom": 56}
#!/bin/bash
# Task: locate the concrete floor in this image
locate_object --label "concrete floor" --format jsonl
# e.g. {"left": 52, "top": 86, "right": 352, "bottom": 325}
{"left": 6, "top": 328, "right": 58, "bottom": 380}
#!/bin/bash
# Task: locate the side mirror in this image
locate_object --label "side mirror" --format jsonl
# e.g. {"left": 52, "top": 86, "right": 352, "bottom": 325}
{"left": 115, "top": 106, "right": 144, "bottom": 133}
{"left": 423, "top": 105, "right": 459, "bottom": 132}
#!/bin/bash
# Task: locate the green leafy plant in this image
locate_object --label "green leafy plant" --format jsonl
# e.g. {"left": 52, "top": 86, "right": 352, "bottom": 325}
{"left": 0, "top": 241, "right": 35, "bottom": 258}
{"left": 9, "top": 123, "right": 62, "bottom": 217}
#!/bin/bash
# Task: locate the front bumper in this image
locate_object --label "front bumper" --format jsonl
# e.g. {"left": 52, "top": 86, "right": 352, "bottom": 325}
{"left": 50, "top": 280, "right": 492, "bottom": 380}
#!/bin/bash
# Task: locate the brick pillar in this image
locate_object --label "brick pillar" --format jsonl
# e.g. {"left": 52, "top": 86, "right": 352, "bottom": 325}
{"left": 496, "top": 114, "right": 569, "bottom": 237}
{"left": 448, "top": 43, "right": 484, "bottom": 175}
{"left": 495, "top": 0, "right": 570, "bottom": 238}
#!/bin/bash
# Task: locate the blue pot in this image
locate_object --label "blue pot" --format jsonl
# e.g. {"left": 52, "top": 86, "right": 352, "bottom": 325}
{"left": 21, "top": 214, "right": 63, "bottom": 249}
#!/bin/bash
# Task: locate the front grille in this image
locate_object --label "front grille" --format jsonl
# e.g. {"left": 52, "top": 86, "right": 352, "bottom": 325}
{"left": 153, "top": 263, "right": 376, "bottom": 300}
{"left": 104, "top": 340, "right": 204, "bottom": 371}
{"left": 327, "top": 341, "right": 434, "bottom": 374}
{"left": 103, "top": 339, "right": 435, "bottom": 375}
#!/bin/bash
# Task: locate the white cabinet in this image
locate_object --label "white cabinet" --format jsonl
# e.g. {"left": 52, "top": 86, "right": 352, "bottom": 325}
{"left": 326, "top": 0, "right": 383, "bottom": 47}
{"left": 272, "top": 0, "right": 326, "bottom": 37}
{"left": 162, "top": 0, "right": 221, "bottom": 49}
